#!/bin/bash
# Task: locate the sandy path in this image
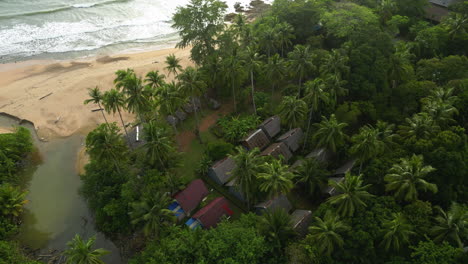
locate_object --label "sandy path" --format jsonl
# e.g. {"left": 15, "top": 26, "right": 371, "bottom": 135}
{"left": 0, "top": 47, "right": 192, "bottom": 140}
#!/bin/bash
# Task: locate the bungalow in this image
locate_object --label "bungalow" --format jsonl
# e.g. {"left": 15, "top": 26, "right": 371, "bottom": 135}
{"left": 260, "top": 142, "right": 293, "bottom": 162}
{"left": 259, "top": 116, "right": 281, "bottom": 139}
{"left": 226, "top": 179, "right": 245, "bottom": 201}
{"left": 175, "top": 109, "right": 187, "bottom": 121}
{"left": 277, "top": 128, "right": 303, "bottom": 153}
{"left": 333, "top": 160, "right": 357, "bottom": 177}
{"left": 166, "top": 115, "right": 178, "bottom": 127}
{"left": 323, "top": 177, "right": 345, "bottom": 196}
{"left": 241, "top": 129, "right": 270, "bottom": 150}
{"left": 208, "top": 157, "right": 237, "bottom": 185}
{"left": 426, "top": 0, "right": 460, "bottom": 22}
{"left": 255, "top": 195, "right": 292, "bottom": 215}
{"left": 185, "top": 197, "right": 233, "bottom": 229}
{"left": 306, "top": 148, "right": 332, "bottom": 164}
{"left": 169, "top": 179, "right": 209, "bottom": 220}
{"left": 290, "top": 210, "right": 312, "bottom": 237}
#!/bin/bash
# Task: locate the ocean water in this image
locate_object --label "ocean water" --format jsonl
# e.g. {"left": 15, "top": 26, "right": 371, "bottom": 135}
{"left": 0, "top": 0, "right": 261, "bottom": 63}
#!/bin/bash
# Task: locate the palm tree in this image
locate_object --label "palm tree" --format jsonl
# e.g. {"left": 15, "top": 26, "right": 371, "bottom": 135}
{"left": 83, "top": 87, "right": 109, "bottom": 127}
{"left": 422, "top": 98, "right": 458, "bottom": 127}
{"left": 129, "top": 192, "right": 176, "bottom": 238}
{"left": 120, "top": 74, "right": 150, "bottom": 121}
{"left": 388, "top": 47, "right": 414, "bottom": 90}
{"left": 0, "top": 184, "right": 28, "bottom": 219}
{"left": 259, "top": 209, "right": 296, "bottom": 250}
{"left": 114, "top": 68, "right": 135, "bottom": 91}
{"left": 378, "top": 0, "right": 397, "bottom": 24}
{"left": 308, "top": 211, "right": 350, "bottom": 256}
{"left": 431, "top": 203, "right": 468, "bottom": 248}
{"left": 384, "top": 155, "right": 438, "bottom": 202}
{"left": 326, "top": 173, "right": 374, "bottom": 217}
{"left": 145, "top": 70, "right": 166, "bottom": 89}
{"left": 102, "top": 89, "right": 130, "bottom": 142}
{"left": 380, "top": 212, "right": 415, "bottom": 252}
{"left": 312, "top": 114, "right": 348, "bottom": 153}
{"left": 258, "top": 27, "right": 278, "bottom": 58}
{"left": 228, "top": 146, "right": 263, "bottom": 208}
{"left": 243, "top": 45, "right": 264, "bottom": 115}
{"left": 165, "top": 54, "right": 182, "bottom": 77}
{"left": 320, "top": 49, "right": 349, "bottom": 79}
{"left": 375, "top": 120, "right": 396, "bottom": 146}
{"left": 443, "top": 13, "right": 468, "bottom": 39}
{"left": 295, "top": 159, "right": 329, "bottom": 197}
{"left": 276, "top": 22, "right": 295, "bottom": 56}
{"left": 178, "top": 66, "right": 207, "bottom": 138}
{"left": 156, "top": 82, "right": 186, "bottom": 117}
{"left": 303, "top": 79, "right": 330, "bottom": 149}
{"left": 85, "top": 123, "right": 128, "bottom": 172}
{"left": 143, "top": 121, "right": 175, "bottom": 169}
{"left": 63, "top": 234, "right": 109, "bottom": 264}
{"left": 258, "top": 159, "right": 295, "bottom": 198}
{"left": 288, "top": 45, "right": 315, "bottom": 96}
{"left": 277, "top": 96, "right": 307, "bottom": 130}
{"left": 324, "top": 73, "right": 348, "bottom": 108}
{"left": 222, "top": 49, "right": 245, "bottom": 112}
{"left": 350, "top": 125, "right": 386, "bottom": 174}
{"left": 398, "top": 112, "right": 440, "bottom": 140}
{"left": 265, "top": 54, "right": 286, "bottom": 94}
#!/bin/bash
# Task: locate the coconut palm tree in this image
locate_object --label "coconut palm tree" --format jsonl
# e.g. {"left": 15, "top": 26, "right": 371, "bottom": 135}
{"left": 295, "top": 159, "right": 329, "bottom": 197}
{"left": 276, "top": 22, "right": 295, "bottom": 56}
{"left": 165, "top": 54, "right": 183, "bottom": 77}
{"left": 258, "top": 27, "right": 278, "bottom": 58}
{"left": 350, "top": 125, "right": 386, "bottom": 174}
{"left": 178, "top": 66, "right": 207, "bottom": 138}
{"left": 120, "top": 74, "right": 150, "bottom": 121}
{"left": 303, "top": 79, "right": 330, "bottom": 149}
{"left": 324, "top": 73, "right": 348, "bottom": 108}
{"left": 243, "top": 45, "right": 264, "bottom": 115}
{"left": 308, "top": 211, "right": 350, "bottom": 256}
{"left": 380, "top": 212, "right": 416, "bottom": 252}
{"left": 431, "top": 203, "right": 468, "bottom": 248}
{"left": 443, "top": 12, "right": 468, "bottom": 39}
{"left": 228, "top": 146, "right": 263, "bottom": 208}
{"left": 375, "top": 120, "right": 396, "bottom": 146}
{"left": 156, "top": 82, "right": 186, "bottom": 117}
{"left": 102, "top": 89, "right": 130, "bottom": 142}
{"left": 312, "top": 114, "right": 348, "bottom": 153}
{"left": 222, "top": 49, "right": 245, "bottom": 112}
{"left": 384, "top": 155, "right": 438, "bottom": 202}
{"left": 388, "top": 48, "right": 414, "bottom": 90}
{"left": 143, "top": 121, "right": 175, "bottom": 169}
{"left": 85, "top": 123, "right": 128, "bottom": 172}
{"left": 278, "top": 96, "right": 308, "bottom": 130}
{"left": 145, "top": 70, "right": 166, "bottom": 89}
{"left": 320, "top": 49, "right": 349, "bottom": 79}
{"left": 326, "top": 173, "right": 374, "bottom": 217}
{"left": 63, "top": 234, "right": 109, "bottom": 264}
{"left": 398, "top": 112, "right": 440, "bottom": 140}
{"left": 258, "top": 159, "right": 295, "bottom": 198}
{"left": 422, "top": 99, "right": 458, "bottom": 127}
{"left": 259, "top": 209, "right": 296, "bottom": 250}
{"left": 129, "top": 192, "right": 176, "bottom": 238}
{"left": 265, "top": 54, "right": 286, "bottom": 95}
{"left": 83, "top": 87, "right": 110, "bottom": 127}
{"left": 0, "top": 184, "right": 28, "bottom": 219}
{"left": 114, "top": 68, "right": 135, "bottom": 91}
{"left": 287, "top": 45, "right": 315, "bottom": 95}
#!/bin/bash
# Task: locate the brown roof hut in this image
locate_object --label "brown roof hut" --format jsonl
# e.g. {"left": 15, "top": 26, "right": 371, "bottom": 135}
{"left": 190, "top": 197, "right": 233, "bottom": 229}
{"left": 174, "top": 179, "right": 210, "bottom": 216}
{"left": 426, "top": 0, "right": 460, "bottom": 22}
{"left": 255, "top": 195, "right": 292, "bottom": 215}
{"left": 260, "top": 142, "right": 293, "bottom": 162}
{"left": 259, "top": 116, "right": 281, "bottom": 139}
{"left": 277, "top": 128, "right": 303, "bottom": 153}
{"left": 290, "top": 210, "right": 312, "bottom": 237}
{"left": 241, "top": 129, "right": 270, "bottom": 150}
{"left": 208, "top": 157, "right": 237, "bottom": 185}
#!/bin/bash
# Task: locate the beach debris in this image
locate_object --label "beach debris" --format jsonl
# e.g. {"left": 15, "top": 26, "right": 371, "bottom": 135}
{"left": 55, "top": 116, "right": 61, "bottom": 124}
{"left": 39, "top": 92, "right": 53, "bottom": 100}
{"left": 91, "top": 108, "right": 104, "bottom": 112}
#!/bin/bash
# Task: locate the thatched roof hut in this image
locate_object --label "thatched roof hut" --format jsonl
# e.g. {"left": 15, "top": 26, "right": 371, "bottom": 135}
{"left": 260, "top": 142, "right": 293, "bottom": 162}
{"left": 259, "top": 116, "right": 281, "bottom": 139}
{"left": 241, "top": 129, "right": 270, "bottom": 150}
{"left": 208, "top": 157, "right": 236, "bottom": 185}
{"left": 277, "top": 128, "right": 303, "bottom": 152}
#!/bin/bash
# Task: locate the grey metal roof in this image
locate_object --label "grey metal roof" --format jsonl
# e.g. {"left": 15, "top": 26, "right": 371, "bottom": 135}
{"left": 333, "top": 160, "right": 356, "bottom": 176}
{"left": 323, "top": 177, "right": 344, "bottom": 196}
{"left": 429, "top": 0, "right": 459, "bottom": 7}
{"left": 208, "top": 157, "right": 237, "bottom": 185}
{"left": 290, "top": 210, "right": 312, "bottom": 236}
{"left": 260, "top": 142, "right": 293, "bottom": 162}
{"left": 277, "top": 128, "right": 303, "bottom": 152}
{"left": 259, "top": 116, "right": 281, "bottom": 138}
{"left": 242, "top": 129, "right": 270, "bottom": 150}
{"left": 306, "top": 148, "right": 332, "bottom": 163}
{"left": 255, "top": 195, "right": 292, "bottom": 214}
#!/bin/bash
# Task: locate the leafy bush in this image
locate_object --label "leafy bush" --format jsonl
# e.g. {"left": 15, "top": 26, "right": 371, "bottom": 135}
{"left": 217, "top": 115, "right": 260, "bottom": 143}
{"left": 206, "top": 141, "right": 234, "bottom": 161}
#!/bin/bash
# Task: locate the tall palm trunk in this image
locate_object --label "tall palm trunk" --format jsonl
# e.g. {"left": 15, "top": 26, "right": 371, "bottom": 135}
{"left": 117, "top": 107, "right": 130, "bottom": 142}
{"left": 250, "top": 70, "right": 257, "bottom": 115}
{"left": 298, "top": 71, "right": 303, "bottom": 97}
{"left": 303, "top": 107, "right": 314, "bottom": 150}
{"left": 97, "top": 102, "right": 110, "bottom": 128}
{"left": 192, "top": 97, "right": 202, "bottom": 144}
{"left": 232, "top": 77, "right": 237, "bottom": 113}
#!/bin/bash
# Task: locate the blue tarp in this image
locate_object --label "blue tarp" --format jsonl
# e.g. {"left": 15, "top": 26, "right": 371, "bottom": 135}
{"left": 169, "top": 201, "right": 184, "bottom": 218}
{"left": 185, "top": 218, "right": 202, "bottom": 230}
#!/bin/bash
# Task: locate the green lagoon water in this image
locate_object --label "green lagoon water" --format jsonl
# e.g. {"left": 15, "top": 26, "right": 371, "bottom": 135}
{"left": 0, "top": 115, "right": 121, "bottom": 263}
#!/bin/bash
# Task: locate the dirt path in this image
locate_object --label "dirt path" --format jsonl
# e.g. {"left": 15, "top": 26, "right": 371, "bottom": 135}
{"left": 176, "top": 104, "right": 232, "bottom": 152}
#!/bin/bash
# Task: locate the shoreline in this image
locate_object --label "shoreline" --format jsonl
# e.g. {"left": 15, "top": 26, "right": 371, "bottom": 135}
{"left": 0, "top": 45, "right": 193, "bottom": 141}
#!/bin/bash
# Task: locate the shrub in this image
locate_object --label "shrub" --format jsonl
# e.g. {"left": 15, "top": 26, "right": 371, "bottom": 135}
{"left": 217, "top": 115, "right": 260, "bottom": 143}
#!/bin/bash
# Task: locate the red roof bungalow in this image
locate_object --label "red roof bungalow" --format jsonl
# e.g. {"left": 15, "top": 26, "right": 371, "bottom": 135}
{"left": 185, "top": 197, "right": 233, "bottom": 229}
{"left": 170, "top": 179, "right": 209, "bottom": 220}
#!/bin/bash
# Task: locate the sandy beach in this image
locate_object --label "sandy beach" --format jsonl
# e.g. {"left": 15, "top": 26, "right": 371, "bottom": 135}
{"left": 0, "top": 47, "right": 192, "bottom": 140}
